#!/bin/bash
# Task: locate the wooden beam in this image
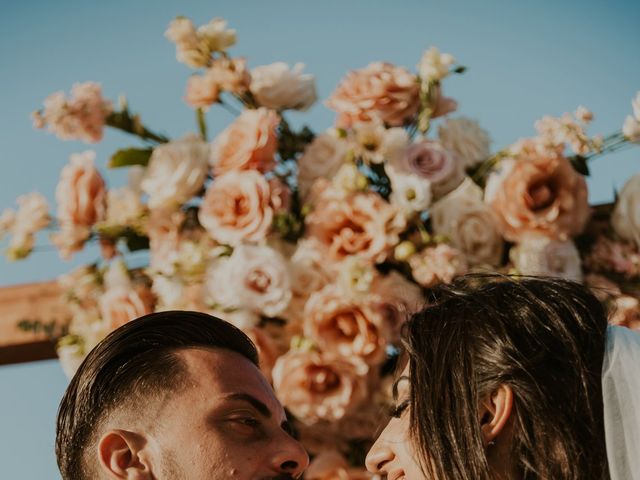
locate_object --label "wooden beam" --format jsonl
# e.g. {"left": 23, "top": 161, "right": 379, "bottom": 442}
{"left": 0, "top": 281, "right": 69, "bottom": 365}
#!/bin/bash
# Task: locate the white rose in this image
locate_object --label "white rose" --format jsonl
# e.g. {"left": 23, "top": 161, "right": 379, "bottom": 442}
{"left": 430, "top": 178, "right": 504, "bottom": 265}
{"left": 612, "top": 173, "right": 640, "bottom": 248}
{"left": 622, "top": 115, "right": 640, "bottom": 143}
{"left": 141, "top": 135, "right": 209, "bottom": 210}
{"left": 297, "top": 132, "right": 349, "bottom": 200}
{"left": 438, "top": 117, "right": 491, "bottom": 168}
{"left": 417, "top": 47, "right": 455, "bottom": 82}
{"left": 510, "top": 235, "right": 583, "bottom": 282}
{"left": 205, "top": 244, "right": 292, "bottom": 317}
{"left": 250, "top": 62, "right": 317, "bottom": 111}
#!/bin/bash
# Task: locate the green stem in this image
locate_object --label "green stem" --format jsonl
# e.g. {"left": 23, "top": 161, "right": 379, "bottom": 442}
{"left": 106, "top": 111, "right": 169, "bottom": 144}
{"left": 196, "top": 108, "right": 207, "bottom": 141}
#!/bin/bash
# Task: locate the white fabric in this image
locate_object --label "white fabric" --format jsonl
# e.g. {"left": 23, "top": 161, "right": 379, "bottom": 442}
{"left": 602, "top": 325, "right": 640, "bottom": 480}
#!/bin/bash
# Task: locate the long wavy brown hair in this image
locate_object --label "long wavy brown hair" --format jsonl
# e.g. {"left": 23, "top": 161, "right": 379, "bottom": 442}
{"left": 403, "top": 275, "right": 609, "bottom": 479}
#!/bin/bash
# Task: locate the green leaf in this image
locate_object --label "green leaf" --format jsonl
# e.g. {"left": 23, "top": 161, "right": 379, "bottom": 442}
{"left": 108, "top": 147, "right": 153, "bottom": 168}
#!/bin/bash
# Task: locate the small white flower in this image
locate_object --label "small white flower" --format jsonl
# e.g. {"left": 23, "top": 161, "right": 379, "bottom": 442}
{"left": 388, "top": 173, "right": 432, "bottom": 215}
{"left": 417, "top": 47, "right": 455, "bottom": 82}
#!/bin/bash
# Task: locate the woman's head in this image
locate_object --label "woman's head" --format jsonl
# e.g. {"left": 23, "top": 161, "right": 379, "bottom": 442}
{"left": 366, "top": 275, "right": 610, "bottom": 479}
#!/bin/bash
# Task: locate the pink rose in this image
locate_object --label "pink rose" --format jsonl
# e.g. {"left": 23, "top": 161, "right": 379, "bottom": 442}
{"left": 305, "top": 182, "right": 405, "bottom": 263}
{"left": 198, "top": 170, "right": 275, "bottom": 245}
{"left": 326, "top": 62, "right": 420, "bottom": 128}
{"left": 32, "top": 82, "right": 113, "bottom": 143}
{"left": 304, "top": 285, "right": 393, "bottom": 366}
{"left": 486, "top": 149, "right": 590, "bottom": 242}
{"left": 272, "top": 350, "right": 368, "bottom": 424}
{"left": 210, "top": 107, "right": 279, "bottom": 175}
{"left": 388, "top": 140, "right": 465, "bottom": 199}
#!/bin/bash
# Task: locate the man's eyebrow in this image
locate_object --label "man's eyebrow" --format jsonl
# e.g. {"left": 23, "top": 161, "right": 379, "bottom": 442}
{"left": 392, "top": 375, "right": 410, "bottom": 401}
{"left": 224, "top": 393, "right": 272, "bottom": 418}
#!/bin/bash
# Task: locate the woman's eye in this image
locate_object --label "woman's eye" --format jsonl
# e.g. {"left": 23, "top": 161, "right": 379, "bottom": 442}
{"left": 389, "top": 400, "right": 410, "bottom": 418}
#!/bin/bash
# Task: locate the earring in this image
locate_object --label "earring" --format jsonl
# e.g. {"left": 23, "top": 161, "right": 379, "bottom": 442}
{"left": 487, "top": 440, "right": 496, "bottom": 447}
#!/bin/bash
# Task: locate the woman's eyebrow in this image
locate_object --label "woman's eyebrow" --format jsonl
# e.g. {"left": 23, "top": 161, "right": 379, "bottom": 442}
{"left": 392, "top": 375, "right": 410, "bottom": 401}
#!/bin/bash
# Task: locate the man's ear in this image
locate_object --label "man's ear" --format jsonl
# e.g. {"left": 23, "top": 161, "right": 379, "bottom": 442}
{"left": 478, "top": 384, "right": 513, "bottom": 445}
{"left": 97, "top": 429, "right": 153, "bottom": 479}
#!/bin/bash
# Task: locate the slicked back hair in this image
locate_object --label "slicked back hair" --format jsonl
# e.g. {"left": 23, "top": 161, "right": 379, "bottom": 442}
{"left": 403, "top": 275, "right": 609, "bottom": 480}
{"left": 55, "top": 311, "right": 258, "bottom": 480}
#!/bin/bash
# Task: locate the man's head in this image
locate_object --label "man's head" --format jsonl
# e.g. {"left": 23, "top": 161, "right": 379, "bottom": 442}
{"left": 56, "top": 311, "right": 308, "bottom": 479}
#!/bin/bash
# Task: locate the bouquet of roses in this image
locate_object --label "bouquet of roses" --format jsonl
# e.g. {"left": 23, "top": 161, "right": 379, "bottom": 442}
{"left": 2, "top": 15, "right": 640, "bottom": 476}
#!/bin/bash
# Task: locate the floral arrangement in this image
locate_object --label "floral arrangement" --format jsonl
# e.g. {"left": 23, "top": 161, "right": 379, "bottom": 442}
{"left": 2, "top": 15, "right": 640, "bottom": 475}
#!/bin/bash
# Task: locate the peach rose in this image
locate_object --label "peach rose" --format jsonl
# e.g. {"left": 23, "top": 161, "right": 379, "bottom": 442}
{"left": 387, "top": 140, "right": 465, "bottom": 199}
{"left": 272, "top": 350, "right": 368, "bottom": 424}
{"left": 486, "top": 150, "right": 590, "bottom": 242}
{"left": 305, "top": 182, "right": 406, "bottom": 263}
{"left": 198, "top": 170, "right": 275, "bottom": 245}
{"left": 409, "top": 244, "right": 468, "bottom": 288}
{"left": 326, "top": 62, "right": 420, "bottom": 128}
{"left": 55, "top": 150, "right": 106, "bottom": 228}
{"left": 99, "top": 285, "right": 154, "bottom": 331}
{"left": 304, "top": 285, "right": 393, "bottom": 366}
{"left": 210, "top": 107, "right": 280, "bottom": 175}
{"left": 306, "top": 451, "right": 376, "bottom": 480}
{"left": 185, "top": 57, "right": 250, "bottom": 109}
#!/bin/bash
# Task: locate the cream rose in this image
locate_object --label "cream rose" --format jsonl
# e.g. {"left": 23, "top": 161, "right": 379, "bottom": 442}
{"left": 305, "top": 183, "right": 406, "bottom": 263}
{"left": 205, "top": 244, "right": 292, "bottom": 317}
{"left": 198, "top": 170, "right": 275, "bottom": 245}
{"left": 325, "top": 62, "right": 420, "bottom": 128}
{"left": 612, "top": 174, "right": 640, "bottom": 248}
{"left": 272, "top": 350, "right": 368, "bottom": 424}
{"left": 417, "top": 47, "right": 455, "bottom": 82}
{"left": 430, "top": 178, "right": 504, "bottom": 266}
{"left": 485, "top": 149, "right": 590, "bottom": 242}
{"left": 438, "top": 117, "right": 491, "bottom": 168}
{"left": 510, "top": 235, "right": 583, "bottom": 282}
{"left": 140, "top": 135, "right": 209, "bottom": 210}
{"left": 210, "top": 107, "right": 280, "bottom": 175}
{"left": 297, "top": 131, "right": 349, "bottom": 200}
{"left": 304, "top": 284, "right": 393, "bottom": 366}
{"left": 388, "top": 140, "right": 464, "bottom": 199}
{"left": 250, "top": 62, "right": 317, "bottom": 111}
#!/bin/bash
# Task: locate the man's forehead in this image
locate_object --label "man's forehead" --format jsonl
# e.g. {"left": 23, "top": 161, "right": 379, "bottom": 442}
{"left": 175, "top": 347, "right": 284, "bottom": 416}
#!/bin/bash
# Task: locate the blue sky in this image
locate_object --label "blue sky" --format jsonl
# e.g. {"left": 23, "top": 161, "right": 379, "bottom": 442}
{"left": 1, "top": 0, "right": 639, "bottom": 477}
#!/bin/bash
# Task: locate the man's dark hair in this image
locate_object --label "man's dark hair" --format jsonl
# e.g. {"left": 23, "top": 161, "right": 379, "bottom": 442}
{"left": 403, "top": 275, "right": 609, "bottom": 480}
{"left": 55, "top": 310, "right": 258, "bottom": 480}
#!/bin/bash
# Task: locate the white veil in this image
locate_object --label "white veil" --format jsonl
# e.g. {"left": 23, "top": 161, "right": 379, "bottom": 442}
{"left": 602, "top": 325, "right": 640, "bottom": 480}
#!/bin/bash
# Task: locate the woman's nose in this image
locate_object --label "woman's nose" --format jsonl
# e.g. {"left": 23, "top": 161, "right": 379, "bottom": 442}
{"left": 271, "top": 430, "right": 310, "bottom": 477}
{"left": 365, "top": 433, "right": 395, "bottom": 474}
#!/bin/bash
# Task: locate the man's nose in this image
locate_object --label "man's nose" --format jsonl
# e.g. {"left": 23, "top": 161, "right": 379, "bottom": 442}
{"left": 365, "top": 433, "right": 395, "bottom": 474}
{"left": 270, "top": 430, "right": 309, "bottom": 477}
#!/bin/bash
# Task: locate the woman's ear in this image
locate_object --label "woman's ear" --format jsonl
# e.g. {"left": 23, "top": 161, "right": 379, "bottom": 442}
{"left": 479, "top": 384, "right": 514, "bottom": 445}
{"left": 97, "top": 429, "right": 153, "bottom": 479}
